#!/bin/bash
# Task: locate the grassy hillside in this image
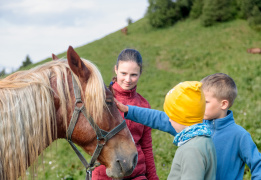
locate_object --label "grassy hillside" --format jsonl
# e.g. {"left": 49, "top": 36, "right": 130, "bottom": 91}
{"left": 21, "top": 17, "right": 261, "bottom": 179}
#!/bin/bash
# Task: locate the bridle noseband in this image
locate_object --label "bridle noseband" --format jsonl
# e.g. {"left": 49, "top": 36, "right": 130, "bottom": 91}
{"left": 66, "top": 72, "right": 127, "bottom": 180}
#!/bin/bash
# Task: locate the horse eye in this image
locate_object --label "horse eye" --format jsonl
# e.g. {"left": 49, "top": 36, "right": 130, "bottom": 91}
{"left": 105, "top": 98, "right": 113, "bottom": 105}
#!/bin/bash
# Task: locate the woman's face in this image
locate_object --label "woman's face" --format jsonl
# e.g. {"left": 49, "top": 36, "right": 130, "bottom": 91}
{"left": 115, "top": 61, "right": 141, "bottom": 90}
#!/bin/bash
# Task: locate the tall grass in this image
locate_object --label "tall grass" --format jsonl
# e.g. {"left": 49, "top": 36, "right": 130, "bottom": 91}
{"left": 22, "top": 17, "right": 261, "bottom": 179}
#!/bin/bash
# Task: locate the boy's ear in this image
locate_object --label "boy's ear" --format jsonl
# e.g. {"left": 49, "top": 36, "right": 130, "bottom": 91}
{"left": 221, "top": 100, "right": 229, "bottom": 110}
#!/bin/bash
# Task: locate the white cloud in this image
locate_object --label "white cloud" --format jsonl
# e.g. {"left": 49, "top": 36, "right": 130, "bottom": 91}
{"left": 0, "top": 0, "right": 149, "bottom": 72}
{"left": 1, "top": 0, "right": 96, "bottom": 14}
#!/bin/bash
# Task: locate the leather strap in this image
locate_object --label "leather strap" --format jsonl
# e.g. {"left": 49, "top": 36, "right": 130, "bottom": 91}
{"left": 66, "top": 71, "right": 127, "bottom": 180}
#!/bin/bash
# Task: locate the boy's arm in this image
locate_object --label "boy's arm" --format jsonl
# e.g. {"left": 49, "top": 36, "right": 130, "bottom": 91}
{"left": 125, "top": 105, "right": 177, "bottom": 136}
{"left": 240, "top": 132, "right": 261, "bottom": 179}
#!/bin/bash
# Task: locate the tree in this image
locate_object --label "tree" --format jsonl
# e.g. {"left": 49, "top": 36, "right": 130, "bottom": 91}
{"left": 127, "top": 17, "right": 133, "bottom": 25}
{"left": 248, "top": 5, "right": 261, "bottom": 31}
{"left": 237, "top": 0, "right": 255, "bottom": 19}
{"left": 201, "top": 0, "right": 234, "bottom": 26}
{"left": 20, "top": 55, "right": 32, "bottom": 69}
{"left": 190, "top": 0, "right": 204, "bottom": 19}
{"left": 0, "top": 68, "right": 5, "bottom": 76}
{"left": 175, "top": 0, "right": 194, "bottom": 19}
{"left": 147, "top": 0, "right": 177, "bottom": 28}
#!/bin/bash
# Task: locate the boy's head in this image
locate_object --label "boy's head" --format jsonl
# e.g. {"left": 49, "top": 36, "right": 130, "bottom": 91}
{"left": 163, "top": 81, "right": 205, "bottom": 127}
{"left": 200, "top": 73, "right": 237, "bottom": 120}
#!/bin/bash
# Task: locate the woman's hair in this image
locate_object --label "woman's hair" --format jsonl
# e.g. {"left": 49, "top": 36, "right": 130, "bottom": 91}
{"left": 200, "top": 73, "right": 237, "bottom": 108}
{"left": 116, "top": 48, "right": 143, "bottom": 73}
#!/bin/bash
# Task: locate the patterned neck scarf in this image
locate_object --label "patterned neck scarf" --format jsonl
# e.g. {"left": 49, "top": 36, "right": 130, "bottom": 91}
{"left": 173, "top": 123, "right": 211, "bottom": 146}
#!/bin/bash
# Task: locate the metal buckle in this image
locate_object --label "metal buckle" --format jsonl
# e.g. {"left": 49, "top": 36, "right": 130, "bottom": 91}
{"left": 86, "top": 169, "right": 92, "bottom": 180}
{"left": 97, "top": 137, "right": 106, "bottom": 146}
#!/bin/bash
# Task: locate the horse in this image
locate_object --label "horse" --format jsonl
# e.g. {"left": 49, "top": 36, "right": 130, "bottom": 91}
{"left": 247, "top": 48, "right": 261, "bottom": 54}
{"left": 121, "top": 27, "right": 128, "bottom": 35}
{"left": 0, "top": 46, "right": 138, "bottom": 180}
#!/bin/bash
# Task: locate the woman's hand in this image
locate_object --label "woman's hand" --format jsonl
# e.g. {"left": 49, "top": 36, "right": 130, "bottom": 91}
{"left": 114, "top": 98, "right": 129, "bottom": 113}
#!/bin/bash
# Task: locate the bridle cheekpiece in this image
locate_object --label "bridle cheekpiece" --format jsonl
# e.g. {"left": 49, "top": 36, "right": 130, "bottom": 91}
{"left": 66, "top": 72, "right": 127, "bottom": 180}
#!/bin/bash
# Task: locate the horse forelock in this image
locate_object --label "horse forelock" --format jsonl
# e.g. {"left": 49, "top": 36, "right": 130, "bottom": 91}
{"left": 80, "top": 59, "right": 106, "bottom": 123}
{"left": 0, "top": 58, "right": 105, "bottom": 179}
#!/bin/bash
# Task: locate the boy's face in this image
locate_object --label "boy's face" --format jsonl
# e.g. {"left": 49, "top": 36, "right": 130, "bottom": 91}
{"left": 203, "top": 90, "right": 226, "bottom": 120}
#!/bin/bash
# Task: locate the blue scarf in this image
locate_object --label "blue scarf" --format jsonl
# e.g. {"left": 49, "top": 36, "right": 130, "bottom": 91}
{"left": 173, "top": 123, "right": 211, "bottom": 146}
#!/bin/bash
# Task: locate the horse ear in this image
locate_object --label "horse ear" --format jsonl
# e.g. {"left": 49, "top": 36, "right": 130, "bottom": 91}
{"left": 67, "top": 46, "right": 90, "bottom": 82}
{"left": 52, "top": 53, "right": 59, "bottom": 60}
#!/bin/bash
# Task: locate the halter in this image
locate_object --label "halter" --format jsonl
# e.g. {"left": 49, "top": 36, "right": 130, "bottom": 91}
{"left": 66, "top": 72, "right": 127, "bottom": 180}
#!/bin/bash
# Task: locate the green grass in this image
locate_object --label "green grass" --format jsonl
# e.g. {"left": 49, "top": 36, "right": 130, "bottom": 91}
{"left": 18, "top": 17, "right": 261, "bottom": 179}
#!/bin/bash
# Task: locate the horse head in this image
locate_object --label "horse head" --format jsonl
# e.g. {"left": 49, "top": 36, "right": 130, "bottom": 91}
{"left": 52, "top": 46, "right": 138, "bottom": 178}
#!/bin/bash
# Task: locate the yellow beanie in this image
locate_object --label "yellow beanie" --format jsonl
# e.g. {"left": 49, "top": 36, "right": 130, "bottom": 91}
{"left": 163, "top": 81, "right": 205, "bottom": 126}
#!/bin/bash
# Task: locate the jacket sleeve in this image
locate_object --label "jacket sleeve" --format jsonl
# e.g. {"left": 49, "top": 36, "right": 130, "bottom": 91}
{"left": 239, "top": 132, "right": 261, "bottom": 179}
{"left": 125, "top": 105, "right": 177, "bottom": 136}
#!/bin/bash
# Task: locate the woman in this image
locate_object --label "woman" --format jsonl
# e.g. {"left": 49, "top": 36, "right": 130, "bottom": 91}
{"left": 92, "top": 49, "right": 159, "bottom": 180}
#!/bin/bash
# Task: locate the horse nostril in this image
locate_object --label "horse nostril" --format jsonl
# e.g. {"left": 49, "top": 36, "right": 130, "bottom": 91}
{"left": 116, "top": 159, "right": 124, "bottom": 173}
{"left": 133, "top": 153, "right": 138, "bottom": 168}
{"left": 116, "top": 153, "right": 138, "bottom": 177}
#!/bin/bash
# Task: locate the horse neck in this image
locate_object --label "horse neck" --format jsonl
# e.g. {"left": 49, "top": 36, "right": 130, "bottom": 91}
{"left": 50, "top": 70, "right": 75, "bottom": 139}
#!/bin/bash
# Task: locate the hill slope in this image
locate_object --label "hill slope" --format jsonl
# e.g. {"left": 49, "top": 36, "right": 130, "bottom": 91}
{"left": 25, "top": 17, "right": 261, "bottom": 179}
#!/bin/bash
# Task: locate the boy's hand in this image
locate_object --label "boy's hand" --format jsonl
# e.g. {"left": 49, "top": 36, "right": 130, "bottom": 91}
{"left": 114, "top": 98, "right": 129, "bottom": 113}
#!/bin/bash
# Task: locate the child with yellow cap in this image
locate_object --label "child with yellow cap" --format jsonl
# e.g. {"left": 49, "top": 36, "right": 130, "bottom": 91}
{"left": 115, "top": 81, "right": 217, "bottom": 180}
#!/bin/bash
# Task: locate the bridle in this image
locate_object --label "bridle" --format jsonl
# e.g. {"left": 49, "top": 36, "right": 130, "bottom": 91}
{"left": 66, "top": 72, "right": 127, "bottom": 180}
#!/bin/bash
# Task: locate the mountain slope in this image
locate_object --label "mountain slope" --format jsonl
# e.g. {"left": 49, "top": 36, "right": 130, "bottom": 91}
{"left": 25, "top": 17, "right": 261, "bottom": 179}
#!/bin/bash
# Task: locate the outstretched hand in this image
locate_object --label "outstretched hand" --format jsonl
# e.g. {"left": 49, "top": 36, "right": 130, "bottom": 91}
{"left": 114, "top": 98, "right": 129, "bottom": 113}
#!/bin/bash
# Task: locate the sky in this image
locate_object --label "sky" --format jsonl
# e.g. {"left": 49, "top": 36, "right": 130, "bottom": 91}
{"left": 0, "top": 0, "right": 149, "bottom": 73}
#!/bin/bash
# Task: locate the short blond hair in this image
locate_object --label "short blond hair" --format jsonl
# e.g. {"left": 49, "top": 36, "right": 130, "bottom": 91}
{"left": 200, "top": 73, "right": 237, "bottom": 109}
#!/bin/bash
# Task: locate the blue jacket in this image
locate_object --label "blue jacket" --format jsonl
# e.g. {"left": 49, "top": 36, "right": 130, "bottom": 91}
{"left": 125, "top": 105, "right": 177, "bottom": 136}
{"left": 204, "top": 110, "right": 261, "bottom": 180}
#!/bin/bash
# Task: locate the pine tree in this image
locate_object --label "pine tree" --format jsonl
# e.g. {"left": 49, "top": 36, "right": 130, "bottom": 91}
{"left": 20, "top": 55, "right": 32, "bottom": 69}
{"left": 0, "top": 68, "right": 5, "bottom": 76}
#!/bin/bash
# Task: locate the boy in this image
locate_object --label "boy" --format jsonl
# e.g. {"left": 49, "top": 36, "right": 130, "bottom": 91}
{"left": 115, "top": 81, "right": 217, "bottom": 180}
{"left": 201, "top": 73, "right": 261, "bottom": 179}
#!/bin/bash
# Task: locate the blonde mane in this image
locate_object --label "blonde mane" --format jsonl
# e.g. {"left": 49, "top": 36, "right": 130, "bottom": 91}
{"left": 0, "top": 58, "right": 105, "bottom": 180}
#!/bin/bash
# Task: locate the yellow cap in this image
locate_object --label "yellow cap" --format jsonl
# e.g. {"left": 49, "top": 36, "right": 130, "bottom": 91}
{"left": 163, "top": 81, "right": 205, "bottom": 126}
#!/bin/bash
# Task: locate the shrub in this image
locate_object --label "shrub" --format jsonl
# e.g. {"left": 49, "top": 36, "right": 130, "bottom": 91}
{"left": 147, "top": 0, "right": 177, "bottom": 28}
{"left": 190, "top": 0, "right": 204, "bottom": 19}
{"left": 237, "top": 0, "right": 256, "bottom": 19}
{"left": 175, "top": 0, "right": 194, "bottom": 19}
{"left": 201, "top": 0, "right": 234, "bottom": 26}
{"left": 248, "top": 5, "right": 261, "bottom": 31}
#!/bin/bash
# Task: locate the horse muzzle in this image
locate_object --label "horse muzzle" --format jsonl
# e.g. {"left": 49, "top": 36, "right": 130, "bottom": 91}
{"left": 106, "top": 152, "right": 138, "bottom": 178}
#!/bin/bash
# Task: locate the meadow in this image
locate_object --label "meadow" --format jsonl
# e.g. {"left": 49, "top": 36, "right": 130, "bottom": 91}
{"left": 19, "top": 17, "right": 261, "bottom": 179}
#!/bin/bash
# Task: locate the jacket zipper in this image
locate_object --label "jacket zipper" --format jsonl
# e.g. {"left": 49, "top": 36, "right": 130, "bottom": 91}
{"left": 212, "top": 120, "right": 215, "bottom": 137}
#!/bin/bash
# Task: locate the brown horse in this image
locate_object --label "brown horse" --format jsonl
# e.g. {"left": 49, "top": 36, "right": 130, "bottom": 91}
{"left": 247, "top": 48, "right": 261, "bottom": 54}
{"left": 0, "top": 46, "right": 137, "bottom": 180}
{"left": 121, "top": 27, "right": 128, "bottom": 35}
